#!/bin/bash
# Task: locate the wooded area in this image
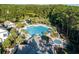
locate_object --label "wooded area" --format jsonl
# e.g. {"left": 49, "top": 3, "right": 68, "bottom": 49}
{"left": 0, "top": 4, "right": 79, "bottom": 53}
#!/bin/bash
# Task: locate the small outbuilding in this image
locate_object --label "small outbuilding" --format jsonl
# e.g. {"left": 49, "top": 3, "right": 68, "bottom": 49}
{"left": 4, "top": 21, "right": 15, "bottom": 29}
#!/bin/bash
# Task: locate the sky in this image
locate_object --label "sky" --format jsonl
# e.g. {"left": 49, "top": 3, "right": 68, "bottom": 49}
{"left": 68, "top": 4, "right": 79, "bottom": 6}
{"left": 0, "top": 0, "right": 79, "bottom": 4}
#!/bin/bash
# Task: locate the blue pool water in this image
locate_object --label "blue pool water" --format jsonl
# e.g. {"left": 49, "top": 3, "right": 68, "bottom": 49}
{"left": 53, "top": 40, "right": 62, "bottom": 44}
{"left": 25, "top": 26, "right": 49, "bottom": 36}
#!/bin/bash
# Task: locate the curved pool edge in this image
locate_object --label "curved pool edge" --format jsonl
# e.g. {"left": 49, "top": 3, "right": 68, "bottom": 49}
{"left": 22, "top": 24, "right": 52, "bottom": 30}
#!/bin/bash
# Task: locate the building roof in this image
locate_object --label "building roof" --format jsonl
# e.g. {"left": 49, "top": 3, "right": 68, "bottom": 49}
{"left": 4, "top": 21, "right": 15, "bottom": 25}
{"left": 0, "top": 28, "right": 8, "bottom": 33}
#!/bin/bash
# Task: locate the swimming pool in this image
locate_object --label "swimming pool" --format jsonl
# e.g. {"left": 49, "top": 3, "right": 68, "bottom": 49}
{"left": 25, "top": 26, "right": 49, "bottom": 36}
{"left": 53, "top": 39, "right": 62, "bottom": 45}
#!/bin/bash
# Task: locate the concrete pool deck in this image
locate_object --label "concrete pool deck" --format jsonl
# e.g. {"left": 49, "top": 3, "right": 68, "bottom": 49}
{"left": 12, "top": 24, "right": 65, "bottom": 54}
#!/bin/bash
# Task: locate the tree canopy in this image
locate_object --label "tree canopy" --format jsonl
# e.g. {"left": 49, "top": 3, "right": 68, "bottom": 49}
{"left": 1, "top": 4, "right": 79, "bottom": 53}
